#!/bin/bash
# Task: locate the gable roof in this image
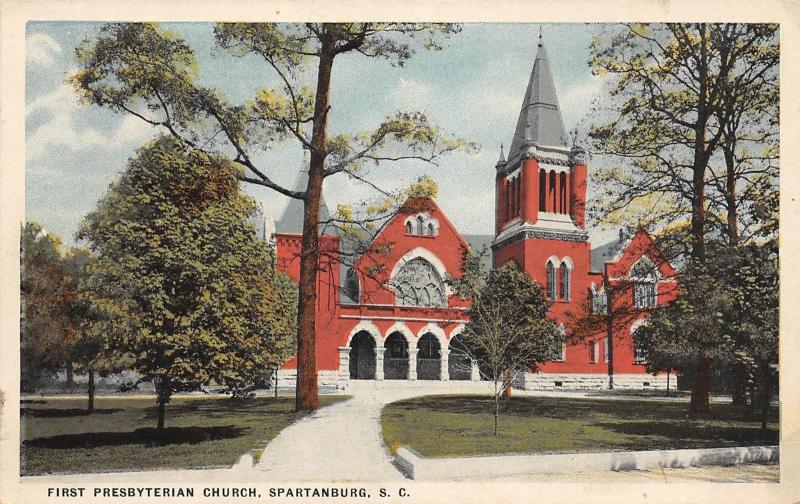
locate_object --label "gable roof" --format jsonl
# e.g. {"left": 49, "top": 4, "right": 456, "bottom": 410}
{"left": 506, "top": 36, "right": 568, "bottom": 164}
{"left": 590, "top": 229, "right": 628, "bottom": 273}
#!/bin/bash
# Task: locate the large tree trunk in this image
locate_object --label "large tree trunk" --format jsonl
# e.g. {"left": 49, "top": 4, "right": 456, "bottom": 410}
{"left": 66, "top": 360, "right": 74, "bottom": 385}
{"left": 689, "top": 357, "right": 711, "bottom": 413}
{"left": 154, "top": 375, "right": 170, "bottom": 435}
{"left": 723, "top": 143, "right": 739, "bottom": 245}
{"left": 690, "top": 24, "right": 709, "bottom": 265}
{"left": 756, "top": 364, "right": 773, "bottom": 431}
{"left": 606, "top": 287, "right": 614, "bottom": 389}
{"left": 295, "top": 23, "right": 336, "bottom": 412}
{"left": 723, "top": 142, "right": 749, "bottom": 407}
{"left": 86, "top": 368, "right": 95, "bottom": 414}
{"left": 732, "top": 362, "right": 748, "bottom": 406}
{"left": 493, "top": 381, "right": 500, "bottom": 436}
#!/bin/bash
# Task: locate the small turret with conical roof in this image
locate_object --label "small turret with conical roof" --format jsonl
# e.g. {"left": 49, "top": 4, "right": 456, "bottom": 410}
{"left": 274, "top": 149, "right": 335, "bottom": 236}
{"left": 495, "top": 143, "right": 506, "bottom": 169}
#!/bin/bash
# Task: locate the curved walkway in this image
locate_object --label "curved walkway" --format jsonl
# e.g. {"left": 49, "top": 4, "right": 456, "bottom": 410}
{"left": 254, "top": 381, "right": 493, "bottom": 481}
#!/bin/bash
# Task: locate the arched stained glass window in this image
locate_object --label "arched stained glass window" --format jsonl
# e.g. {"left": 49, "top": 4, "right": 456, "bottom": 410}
{"left": 392, "top": 257, "right": 446, "bottom": 307}
{"left": 406, "top": 221, "right": 414, "bottom": 235}
{"left": 416, "top": 216, "right": 425, "bottom": 235}
{"left": 560, "top": 263, "right": 570, "bottom": 300}
{"left": 427, "top": 223, "right": 435, "bottom": 236}
{"left": 346, "top": 269, "right": 360, "bottom": 303}
{"left": 546, "top": 261, "right": 556, "bottom": 300}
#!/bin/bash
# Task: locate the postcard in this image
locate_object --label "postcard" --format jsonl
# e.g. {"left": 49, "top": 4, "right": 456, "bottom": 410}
{"left": 1, "top": 1, "right": 798, "bottom": 503}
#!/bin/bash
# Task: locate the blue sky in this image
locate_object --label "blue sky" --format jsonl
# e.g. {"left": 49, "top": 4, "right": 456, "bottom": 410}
{"left": 25, "top": 22, "right": 614, "bottom": 247}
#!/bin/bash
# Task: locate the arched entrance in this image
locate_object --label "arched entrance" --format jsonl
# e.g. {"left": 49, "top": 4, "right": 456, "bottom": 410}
{"left": 448, "top": 335, "right": 472, "bottom": 381}
{"left": 417, "top": 333, "right": 441, "bottom": 380}
{"left": 349, "top": 331, "right": 376, "bottom": 379}
{"left": 384, "top": 332, "right": 409, "bottom": 380}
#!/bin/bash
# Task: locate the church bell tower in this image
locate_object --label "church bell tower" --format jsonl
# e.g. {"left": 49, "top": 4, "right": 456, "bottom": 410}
{"left": 492, "top": 33, "right": 590, "bottom": 299}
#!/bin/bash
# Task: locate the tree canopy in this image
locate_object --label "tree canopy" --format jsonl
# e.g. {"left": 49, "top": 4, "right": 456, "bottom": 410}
{"left": 20, "top": 222, "right": 72, "bottom": 391}
{"left": 457, "top": 262, "right": 561, "bottom": 434}
{"left": 78, "top": 135, "right": 296, "bottom": 431}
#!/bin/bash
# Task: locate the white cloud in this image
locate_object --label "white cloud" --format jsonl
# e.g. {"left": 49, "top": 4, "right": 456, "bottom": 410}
{"left": 389, "top": 78, "right": 433, "bottom": 108}
{"left": 26, "top": 84, "right": 153, "bottom": 162}
{"left": 27, "top": 33, "right": 62, "bottom": 67}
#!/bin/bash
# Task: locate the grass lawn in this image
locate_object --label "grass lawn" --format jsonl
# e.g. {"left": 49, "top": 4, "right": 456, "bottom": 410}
{"left": 21, "top": 395, "right": 347, "bottom": 475}
{"left": 381, "top": 395, "right": 778, "bottom": 458}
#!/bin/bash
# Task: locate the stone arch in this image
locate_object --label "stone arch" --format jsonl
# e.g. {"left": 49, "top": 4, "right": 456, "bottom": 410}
{"left": 349, "top": 331, "right": 376, "bottom": 380}
{"left": 416, "top": 323, "right": 448, "bottom": 349}
{"left": 390, "top": 247, "right": 448, "bottom": 283}
{"left": 448, "top": 332, "right": 472, "bottom": 381}
{"left": 416, "top": 333, "right": 442, "bottom": 380}
{"left": 345, "top": 320, "right": 382, "bottom": 348}
{"left": 385, "top": 321, "right": 416, "bottom": 347}
{"left": 383, "top": 331, "right": 410, "bottom": 380}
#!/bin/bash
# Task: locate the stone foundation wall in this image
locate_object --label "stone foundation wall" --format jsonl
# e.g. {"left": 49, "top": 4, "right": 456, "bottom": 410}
{"left": 522, "top": 372, "right": 670, "bottom": 391}
{"left": 275, "top": 370, "right": 346, "bottom": 393}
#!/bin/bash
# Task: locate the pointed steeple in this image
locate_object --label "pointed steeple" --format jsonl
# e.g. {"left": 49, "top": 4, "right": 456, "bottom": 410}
{"left": 507, "top": 34, "right": 568, "bottom": 163}
{"left": 274, "top": 149, "right": 334, "bottom": 236}
{"left": 496, "top": 143, "right": 506, "bottom": 166}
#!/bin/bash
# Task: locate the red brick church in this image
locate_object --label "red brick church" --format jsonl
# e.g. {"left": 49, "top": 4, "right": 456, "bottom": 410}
{"left": 274, "top": 37, "right": 679, "bottom": 391}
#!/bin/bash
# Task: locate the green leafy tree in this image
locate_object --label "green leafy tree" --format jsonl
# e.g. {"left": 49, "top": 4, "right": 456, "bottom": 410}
{"left": 70, "top": 22, "right": 472, "bottom": 411}
{"left": 634, "top": 263, "right": 736, "bottom": 412}
{"left": 454, "top": 262, "right": 560, "bottom": 435}
{"left": 78, "top": 136, "right": 296, "bottom": 433}
{"left": 63, "top": 247, "right": 134, "bottom": 412}
{"left": 589, "top": 23, "right": 779, "bottom": 411}
{"left": 589, "top": 23, "right": 778, "bottom": 263}
{"left": 20, "top": 222, "right": 72, "bottom": 392}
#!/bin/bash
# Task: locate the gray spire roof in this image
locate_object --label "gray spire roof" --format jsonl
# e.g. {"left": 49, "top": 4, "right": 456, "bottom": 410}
{"left": 496, "top": 143, "right": 506, "bottom": 165}
{"left": 274, "top": 152, "right": 335, "bottom": 236}
{"left": 506, "top": 37, "right": 568, "bottom": 163}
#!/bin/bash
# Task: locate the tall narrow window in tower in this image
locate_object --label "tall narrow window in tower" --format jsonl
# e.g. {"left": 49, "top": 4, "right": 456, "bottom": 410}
{"left": 560, "top": 262, "right": 570, "bottom": 300}
{"left": 416, "top": 215, "right": 424, "bottom": 235}
{"left": 515, "top": 177, "right": 521, "bottom": 217}
{"left": 539, "top": 169, "right": 546, "bottom": 211}
{"left": 507, "top": 179, "right": 513, "bottom": 221}
{"left": 405, "top": 221, "right": 413, "bottom": 235}
{"left": 511, "top": 179, "right": 519, "bottom": 220}
{"left": 546, "top": 261, "right": 556, "bottom": 300}
{"left": 559, "top": 172, "right": 567, "bottom": 213}
{"left": 549, "top": 170, "right": 556, "bottom": 212}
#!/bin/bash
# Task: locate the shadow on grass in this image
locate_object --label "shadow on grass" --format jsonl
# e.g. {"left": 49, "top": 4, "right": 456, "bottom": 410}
{"left": 594, "top": 420, "right": 779, "bottom": 448}
{"left": 391, "top": 395, "right": 778, "bottom": 424}
{"left": 20, "top": 408, "right": 124, "bottom": 418}
{"left": 23, "top": 425, "right": 246, "bottom": 449}
{"left": 140, "top": 398, "right": 297, "bottom": 421}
